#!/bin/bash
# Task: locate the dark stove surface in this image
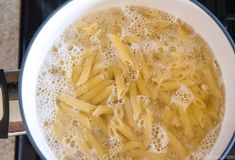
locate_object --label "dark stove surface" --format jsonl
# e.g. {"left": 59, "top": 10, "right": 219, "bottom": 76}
{"left": 18, "top": 0, "right": 235, "bottom": 160}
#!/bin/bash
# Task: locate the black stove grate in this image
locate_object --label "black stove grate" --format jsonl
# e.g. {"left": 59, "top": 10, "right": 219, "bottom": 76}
{"left": 17, "top": 0, "right": 235, "bottom": 160}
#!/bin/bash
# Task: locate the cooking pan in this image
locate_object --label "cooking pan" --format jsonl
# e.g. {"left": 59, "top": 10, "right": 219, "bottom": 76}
{"left": 0, "top": 0, "right": 234, "bottom": 159}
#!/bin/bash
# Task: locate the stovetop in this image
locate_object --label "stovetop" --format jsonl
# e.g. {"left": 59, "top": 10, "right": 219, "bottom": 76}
{"left": 17, "top": 0, "right": 235, "bottom": 160}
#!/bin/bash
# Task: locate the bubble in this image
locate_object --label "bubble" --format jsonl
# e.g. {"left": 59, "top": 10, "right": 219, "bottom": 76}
{"left": 150, "top": 123, "right": 169, "bottom": 153}
{"left": 171, "top": 84, "right": 194, "bottom": 109}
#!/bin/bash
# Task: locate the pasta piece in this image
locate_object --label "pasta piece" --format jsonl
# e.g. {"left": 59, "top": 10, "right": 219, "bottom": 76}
{"left": 135, "top": 51, "right": 151, "bottom": 82}
{"left": 158, "top": 91, "right": 171, "bottom": 104}
{"left": 129, "top": 83, "right": 142, "bottom": 120}
{"left": 123, "top": 97, "right": 136, "bottom": 127}
{"left": 192, "top": 106, "right": 206, "bottom": 128}
{"left": 76, "top": 136, "right": 91, "bottom": 157}
{"left": 90, "top": 63, "right": 104, "bottom": 77}
{"left": 191, "top": 85, "right": 208, "bottom": 100}
{"left": 149, "top": 84, "right": 159, "bottom": 100}
{"left": 152, "top": 73, "right": 168, "bottom": 85}
{"left": 201, "top": 68, "right": 220, "bottom": 97}
{"left": 57, "top": 95, "right": 96, "bottom": 113}
{"left": 100, "top": 98, "right": 108, "bottom": 105}
{"left": 112, "top": 67, "right": 126, "bottom": 99}
{"left": 187, "top": 107, "right": 199, "bottom": 126}
{"left": 79, "top": 80, "right": 114, "bottom": 101}
{"left": 106, "top": 67, "right": 115, "bottom": 79}
{"left": 145, "top": 152, "right": 166, "bottom": 160}
{"left": 75, "top": 73, "right": 107, "bottom": 96}
{"left": 126, "top": 149, "right": 145, "bottom": 158}
{"left": 108, "top": 125, "right": 126, "bottom": 141}
{"left": 93, "top": 105, "right": 113, "bottom": 117}
{"left": 105, "top": 114, "right": 113, "bottom": 124}
{"left": 160, "top": 80, "right": 179, "bottom": 91}
{"left": 192, "top": 98, "right": 206, "bottom": 109}
{"left": 162, "top": 106, "right": 172, "bottom": 126}
{"left": 207, "top": 105, "right": 219, "bottom": 119}
{"left": 59, "top": 102, "right": 91, "bottom": 129}
{"left": 91, "top": 86, "right": 112, "bottom": 105}
{"left": 72, "top": 61, "right": 83, "bottom": 87}
{"left": 83, "top": 128, "right": 106, "bottom": 159}
{"left": 109, "top": 34, "right": 133, "bottom": 65}
{"left": 111, "top": 118, "right": 138, "bottom": 141}
{"left": 166, "top": 130, "right": 188, "bottom": 158}
{"left": 172, "top": 70, "right": 189, "bottom": 81}
{"left": 136, "top": 73, "right": 150, "bottom": 97}
{"left": 114, "top": 106, "right": 124, "bottom": 119}
{"left": 91, "top": 116, "right": 107, "bottom": 132}
{"left": 90, "top": 53, "right": 104, "bottom": 76}
{"left": 178, "top": 107, "right": 193, "bottom": 138}
{"left": 53, "top": 108, "right": 65, "bottom": 142}
{"left": 123, "top": 35, "right": 141, "bottom": 44}
{"left": 143, "top": 109, "right": 152, "bottom": 148}
{"left": 76, "top": 52, "right": 95, "bottom": 86}
{"left": 121, "top": 141, "right": 142, "bottom": 153}
{"left": 170, "top": 109, "right": 182, "bottom": 127}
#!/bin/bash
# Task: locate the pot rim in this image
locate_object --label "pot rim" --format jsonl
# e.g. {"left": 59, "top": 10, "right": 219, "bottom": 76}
{"left": 19, "top": 0, "right": 235, "bottom": 160}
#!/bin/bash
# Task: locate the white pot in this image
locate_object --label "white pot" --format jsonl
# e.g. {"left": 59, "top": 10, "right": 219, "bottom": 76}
{"left": 19, "top": 0, "right": 235, "bottom": 159}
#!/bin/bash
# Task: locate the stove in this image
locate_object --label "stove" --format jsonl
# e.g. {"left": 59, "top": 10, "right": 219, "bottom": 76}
{"left": 13, "top": 0, "right": 235, "bottom": 159}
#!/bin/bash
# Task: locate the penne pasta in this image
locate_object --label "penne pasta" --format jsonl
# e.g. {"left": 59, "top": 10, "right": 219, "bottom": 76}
{"left": 72, "top": 61, "right": 83, "bottom": 87}
{"left": 57, "top": 95, "right": 96, "bottom": 113}
{"left": 149, "top": 84, "right": 159, "bottom": 100}
{"left": 76, "top": 136, "right": 91, "bottom": 156}
{"left": 143, "top": 109, "right": 152, "bottom": 148}
{"left": 92, "top": 105, "right": 113, "bottom": 117}
{"left": 75, "top": 73, "right": 107, "bottom": 96}
{"left": 90, "top": 63, "right": 104, "bottom": 77}
{"left": 90, "top": 86, "right": 112, "bottom": 105}
{"left": 121, "top": 141, "right": 142, "bottom": 153}
{"left": 76, "top": 52, "right": 95, "bottom": 86}
{"left": 112, "top": 67, "right": 126, "bottom": 99}
{"left": 91, "top": 116, "right": 107, "bottom": 132}
{"left": 192, "top": 98, "right": 206, "bottom": 109}
{"left": 129, "top": 83, "right": 142, "bottom": 120}
{"left": 111, "top": 118, "right": 138, "bottom": 141}
{"left": 201, "top": 68, "right": 220, "bottom": 97}
{"left": 136, "top": 73, "right": 150, "bottom": 97}
{"left": 160, "top": 80, "right": 179, "bottom": 91}
{"left": 135, "top": 51, "right": 151, "bottom": 82}
{"left": 83, "top": 128, "right": 106, "bottom": 159}
{"left": 162, "top": 106, "right": 172, "bottom": 126}
{"left": 109, "top": 34, "right": 134, "bottom": 65}
{"left": 108, "top": 125, "right": 126, "bottom": 141}
{"left": 123, "top": 97, "right": 136, "bottom": 127}
{"left": 192, "top": 106, "right": 206, "bottom": 128}
{"left": 79, "top": 80, "right": 114, "bottom": 101}
{"left": 166, "top": 130, "right": 188, "bottom": 158}
{"left": 59, "top": 102, "right": 91, "bottom": 129}
{"left": 114, "top": 106, "right": 124, "bottom": 119}
{"left": 178, "top": 107, "right": 194, "bottom": 138}
{"left": 53, "top": 108, "right": 65, "bottom": 142}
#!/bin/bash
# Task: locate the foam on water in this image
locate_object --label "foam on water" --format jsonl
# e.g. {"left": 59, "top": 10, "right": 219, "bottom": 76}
{"left": 36, "top": 5, "right": 224, "bottom": 160}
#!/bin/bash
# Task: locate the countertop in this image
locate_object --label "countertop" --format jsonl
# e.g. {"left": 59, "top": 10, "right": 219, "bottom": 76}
{"left": 0, "top": 0, "right": 20, "bottom": 160}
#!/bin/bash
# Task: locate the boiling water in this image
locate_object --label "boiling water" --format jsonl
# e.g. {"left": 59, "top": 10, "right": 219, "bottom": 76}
{"left": 36, "top": 6, "right": 224, "bottom": 160}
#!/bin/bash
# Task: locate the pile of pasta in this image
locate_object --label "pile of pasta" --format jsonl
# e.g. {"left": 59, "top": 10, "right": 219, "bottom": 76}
{"left": 53, "top": 21, "right": 223, "bottom": 160}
